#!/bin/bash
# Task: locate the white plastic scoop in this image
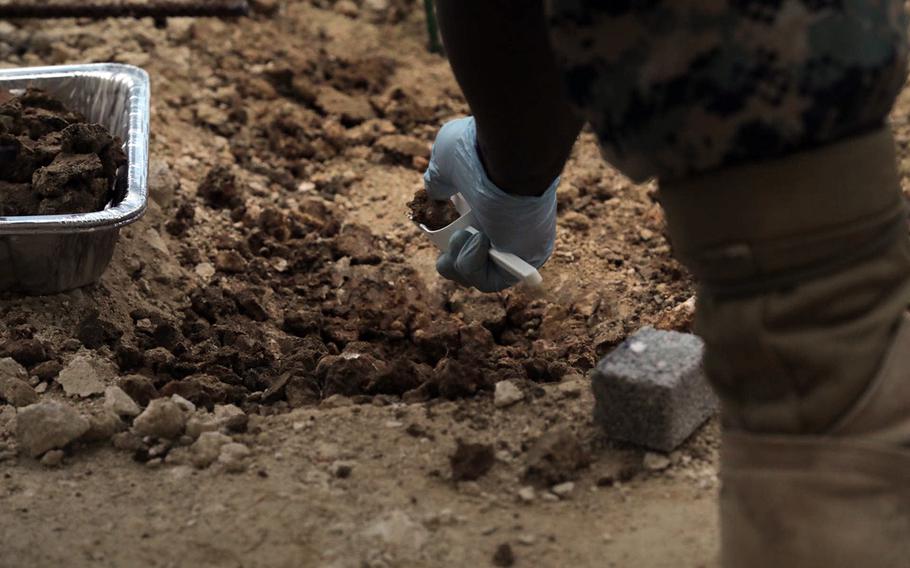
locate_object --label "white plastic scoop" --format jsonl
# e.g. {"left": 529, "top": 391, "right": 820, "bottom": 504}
{"left": 415, "top": 193, "right": 543, "bottom": 288}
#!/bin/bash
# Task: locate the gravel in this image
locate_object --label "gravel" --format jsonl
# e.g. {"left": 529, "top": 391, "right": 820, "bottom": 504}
{"left": 523, "top": 429, "right": 591, "bottom": 486}
{"left": 591, "top": 327, "right": 718, "bottom": 452}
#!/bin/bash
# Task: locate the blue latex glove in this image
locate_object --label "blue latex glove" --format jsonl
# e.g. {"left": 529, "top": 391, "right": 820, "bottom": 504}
{"left": 424, "top": 117, "right": 558, "bottom": 292}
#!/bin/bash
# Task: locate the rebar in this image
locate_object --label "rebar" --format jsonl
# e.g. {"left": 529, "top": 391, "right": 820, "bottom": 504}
{"left": 0, "top": 0, "right": 249, "bottom": 20}
{"left": 423, "top": 0, "right": 442, "bottom": 54}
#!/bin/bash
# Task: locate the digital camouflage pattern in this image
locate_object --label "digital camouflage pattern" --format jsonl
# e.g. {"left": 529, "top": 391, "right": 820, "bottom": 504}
{"left": 545, "top": 0, "right": 908, "bottom": 181}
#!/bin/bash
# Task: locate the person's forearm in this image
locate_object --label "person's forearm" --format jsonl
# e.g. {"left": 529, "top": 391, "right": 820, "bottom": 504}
{"left": 435, "top": 0, "right": 584, "bottom": 197}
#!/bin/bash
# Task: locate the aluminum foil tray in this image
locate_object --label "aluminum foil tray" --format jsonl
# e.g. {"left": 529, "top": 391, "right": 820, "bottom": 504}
{"left": 0, "top": 63, "right": 150, "bottom": 294}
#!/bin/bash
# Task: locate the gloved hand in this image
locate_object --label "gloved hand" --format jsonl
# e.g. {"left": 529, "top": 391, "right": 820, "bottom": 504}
{"left": 424, "top": 116, "right": 558, "bottom": 292}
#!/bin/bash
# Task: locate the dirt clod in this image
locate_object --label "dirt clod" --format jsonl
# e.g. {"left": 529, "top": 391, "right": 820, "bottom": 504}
{"left": 408, "top": 189, "right": 459, "bottom": 230}
{"left": 492, "top": 543, "right": 516, "bottom": 567}
{"left": 0, "top": 357, "right": 37, "bottom": 407}
{"left": 450, "top": 440, "right": 495, "bottom": 481}
{"left": 524, "top": 429, "right": 591, "bottom": 486}
{"left": 198, "top": 164, "right": 243, "bottom": 210}
{"left": 2, "top": 338, "right": 48, "bottom": 367}
{"left": 117, "top": 375, "right": 159, "bottom": 407}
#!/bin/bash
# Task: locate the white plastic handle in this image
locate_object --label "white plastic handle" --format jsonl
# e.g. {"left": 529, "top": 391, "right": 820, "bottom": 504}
{"left": 464, "top": 227, "right": 543, "bottom": 288}
{"left": 416, "top": 194, "right": 543, "bottom": 289}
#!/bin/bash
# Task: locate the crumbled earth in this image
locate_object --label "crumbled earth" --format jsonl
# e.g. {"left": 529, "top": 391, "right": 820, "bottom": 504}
{"left": 408, "top": 187, "right": 459, "bottom": 230}
{"left": 0, "top": 88, "right": 126, "bottom": 215}
{"left": 0, "top": 3, "right": 751, "bottom": 567}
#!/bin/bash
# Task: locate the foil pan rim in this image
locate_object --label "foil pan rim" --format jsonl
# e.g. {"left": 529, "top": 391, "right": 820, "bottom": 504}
{"left": 0, "top": 63, "right": 150, "bottom": 235}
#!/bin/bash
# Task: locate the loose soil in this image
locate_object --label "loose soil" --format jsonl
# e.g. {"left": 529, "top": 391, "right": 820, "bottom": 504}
{"left": 0, "top": 88, "right": 126, "bottom": 215}
{"left": 12, "top": 1, "right": 891, "bottom": 565}
{"left": 408, "top": 188, "right": 459, "bottom": 230}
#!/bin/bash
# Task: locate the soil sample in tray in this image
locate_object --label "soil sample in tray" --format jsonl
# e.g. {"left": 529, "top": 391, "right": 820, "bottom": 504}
{"left": 408, "top": 188, "right": 460, "bottom": 230}
{"left": 0, "top": 88, "right": 127, "bottom": 216}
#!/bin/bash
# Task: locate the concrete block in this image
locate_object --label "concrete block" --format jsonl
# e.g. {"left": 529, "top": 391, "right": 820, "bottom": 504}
{"left": 591, "top": 327, "right": 717, "bottom": 452}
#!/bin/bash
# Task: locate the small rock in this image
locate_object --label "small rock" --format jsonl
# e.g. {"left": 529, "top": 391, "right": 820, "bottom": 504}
{"left": 104, "top": 386, "right": 141, "bottom": 418}
{"left": 0, "top": 357, "right": 28, "bottom": 380}
{"left": 170, "top": 394, "right": 196, "bottom": 414}
{"left": 493, "top": 380, "right": 525, "bottom": 408}
{"left": 117, "top": 375, "right": 159, "bottom": 407}
{"left": 450, "top": 441, "right": 495, "bottom": 481}
{"left": 145, "top": 228, "right": 169, "bottom": 255}
{"left": 76, "top": 313, "right": 122, "bottom": 349}
{"left": 111, "top": 431, "right": 143, "bottom": 452}
{"left": 362, "top": 510, "right": 428, "bottom": 553}
{"left": 213, "top": 404, "right": 247, "bottom": 432}
{"left": 320, "top": 394, "right": 354, "bottom": 409}
{"left": 334, "top": 0, "right": 359, "bottom": 17}
{"left": 214, "top": 250, "right": 247, "bottom": 273}
{"left": 0, "top": 359, "right": 38, "bottom": 407}
{"left": 185, "top": 414, "right": 218, "bottom": 440}
{"left": 517, "top": 486, "right": 536, "bottom": 503}
{"left": 375, "top": 135, "right": 429, "bottom": 166}
{"left": 132, "top": 399, "right": 186, "bottom": 439}
{"left": 517, "top": 534, "right": 537, "bottom": 546}
{"left": 57, "top": 355, "right": 113, "bottom": 398}
{"left": 643, "top": 452, "right": 671, "bottom": 472}
{"left": 551, "top": 481, "right": 575, "bottom": 497}
{"left": 314, "top": 87, "right": 375, "bottom": 125}
{"left": 16, "top": 401, "right": 90, "bottom": 457}
{"left": 218, "top": 442, "right": 251, "bottom": 473}
{"left": 31, "top": 360, "right": 63, "bottom": 382}
{"left": 40, "top": 449, "right": 65, "bottom": 467}
{"left": 82, "top": 410, "right": 125, "bottom": 442}
{"left": 492, "top": 543, "right": 515, "bottom": 567}
{"left": 148, "top": 159, "right": 180, "bottom": 207}
{"left": 195, "top": 262, "right": 216, "bottom": 281}
{"left": 0, "top": 406, "right": 16, "bottom": 433}
{"left": 655, "top": 296, "right": 697, "bottom": 332}
{"left": 190, "top": 431, "right": 233, "bottom": 468}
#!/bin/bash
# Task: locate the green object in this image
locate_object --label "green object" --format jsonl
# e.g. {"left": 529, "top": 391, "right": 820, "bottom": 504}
{"left": 424, "top": 0, "right": 442, "bottom": 54}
